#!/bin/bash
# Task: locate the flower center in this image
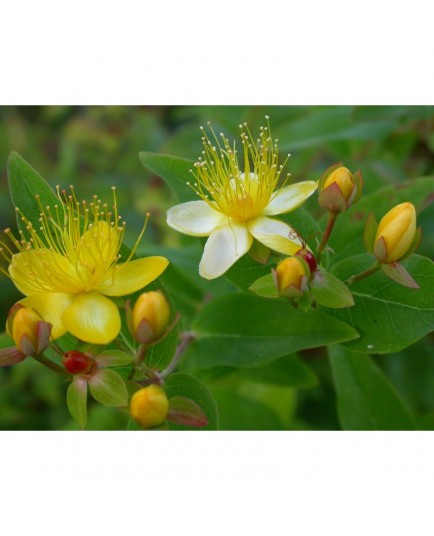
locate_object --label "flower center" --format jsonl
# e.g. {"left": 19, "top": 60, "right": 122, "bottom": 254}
{"left": 187, "top": 119, "right": 291, "bottom": 223}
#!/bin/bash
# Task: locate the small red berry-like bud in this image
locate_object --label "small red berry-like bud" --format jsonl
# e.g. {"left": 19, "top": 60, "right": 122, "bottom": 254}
{"left": 295, "top": 248, "right": 317, "bottom": 273}
{"left": 63, "top": 351, "right": 94, "bottom": 375}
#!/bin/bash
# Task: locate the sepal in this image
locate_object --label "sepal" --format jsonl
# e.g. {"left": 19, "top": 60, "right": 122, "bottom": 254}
{"left": 381, "top": 262, "right": 419, "bottom": 289}
{"left": 88, "top": 369, "right": 129, "bottom": 407}
{"left": 67, "top": 376, "right": 88, "bottom": 429}
{"left": 167, "top": 396, "right": 209, "bottom": 428}
{"left": 364, "top": 212, "right": 378, "bottom": 254}
{"left": 0, "top": 346, "right": 26, "bottom": 367}
{"left": 310, "top": 270, "right": 355, "bottom": 308}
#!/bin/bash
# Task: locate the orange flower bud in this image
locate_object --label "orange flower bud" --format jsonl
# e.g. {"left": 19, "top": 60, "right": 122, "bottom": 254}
{"left": 374, "top": 202, "right": 417, "bottom": 263}
{"left": 130, "top": 291, "right": 170, "bottom": 344}
{"left": 318, "top": 164, "right": 363, "bottom": 213}
{"left": 274, "top": 256, "right": 308, "bottom": 297}
{"left": 7, "top": 304, "right": 51, "bottom": 356}
{"left": 130, "top": 385, "right": 169, "bottom": 429}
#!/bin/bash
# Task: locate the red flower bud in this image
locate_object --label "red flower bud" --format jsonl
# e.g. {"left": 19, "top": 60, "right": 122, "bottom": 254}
{"left": 295, "top": 248, "right": 317, "bottom": 273}
{"left": 63, "top": 351, "right": 94, "bottom": 375}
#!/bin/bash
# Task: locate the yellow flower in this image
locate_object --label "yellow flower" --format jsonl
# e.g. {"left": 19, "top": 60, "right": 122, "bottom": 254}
{"left": 6, "top": 304, "right": 51, "bottom": 356}
{"left": 166, "top": 119, "right": 317, "bottom": 279}
{"left": 374, "top": 202, "right": 417, "bottom": 263}
{"left": 323, "top": 166, "right": 354, "bottom": 202}
{"left": 0, "top": 187, "right": 168, "bottom": 344}
{"left": 274, "top": 256, "right": 308, "bottom": 296}
{"left": 130, "top": 290, "right": 170, "bottom": 344}
{"left": 130, "top": 385, "right": 169, "bottom": 429}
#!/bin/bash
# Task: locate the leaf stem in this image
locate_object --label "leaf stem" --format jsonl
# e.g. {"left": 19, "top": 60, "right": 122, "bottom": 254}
{"left": 160, "top": 332, "right": 196, "bottom": 379}
{"left": 346, "top": 261, "right": 381, "bottom": 286}
{"left": 33, "top": 353, "right": 70, "bottom": 376}
{"left": 128, "top": 344, "right": 148, "bottom": 380}
{"left": 317, "top": 211, "right": 338, "bottom": 263}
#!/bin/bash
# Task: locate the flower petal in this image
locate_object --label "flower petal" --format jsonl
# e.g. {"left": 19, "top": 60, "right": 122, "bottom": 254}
{"left": 96, "top": 256, "right": 169, "bottom": 297}
{"left": 248, "top": 216, "right": 303, "bottom": 255}
{"left": 167, "top": 201, "right": 227, "bottom": 237}
{"left": 20, "top": 292, "right": 75, "bottom": 340}
{"left": 61, "top": 292, "right": 121, "bottom": 344}
{"left": 263, "top": 181, "right": 318, "bottom": 216}
{"left": 199, "top": 222, "right": 253, "bottom": 279}
{"left": 9, "top": 250, "right": 79, "bottom": 295}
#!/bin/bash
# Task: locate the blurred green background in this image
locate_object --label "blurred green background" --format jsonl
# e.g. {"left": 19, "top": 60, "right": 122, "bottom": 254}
{"left": 1, "top": 105, "right": 434, "bottom": 430}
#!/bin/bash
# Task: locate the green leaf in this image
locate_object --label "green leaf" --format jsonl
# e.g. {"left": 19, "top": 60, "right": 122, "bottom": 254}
{"left": 88, "top": 369, "right": 128, "bottom": 407}
{"left": 8, "top": 152, "right": 63, "bottom": 232}
{"left": 163, "top": 373, "right": 218, "bottom": 430}
{"left": 147, "top": 322, "right": 179, "bottom": 371}
{"left": 329, "top": 345, "right": 416, "bottom": 430}
{"left": 310, "top": 269, "right": 354, "bottom": 308}
{"left": 67, "top": 377, "right": 88, "bottom": 429}
{"left": 94, "top": 350, "right": 134, "bottom": 368}
{"left": 187, "top": 294, "right": 359, "bottom": 368}
{"left": 236, "top": 354, "right": 318, "bottom": 388}
{"left": 331, "top": 254, "right": 434, "bottom": 354}
{"left": 139, "top": 152, "right": 196, "bottom": 202}
{"left": 249, "top": 273, "right": 279, "bottom": 298}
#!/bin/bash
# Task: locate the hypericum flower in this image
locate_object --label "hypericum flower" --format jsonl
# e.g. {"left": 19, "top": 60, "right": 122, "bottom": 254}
{"left": 0, "top": 187, "right": 168, "bottom": 344}
{"left": 128, "top": 290, "right": 171, "bottom": 344}
{"left": 130, "top": 385, "right": 169, "bottom": 429}
{"left": 6, "top": 303, "right": 51, "bottom": 356}
{"left": 166, "top": 119, "right": 317, "bottom": 279}
{"left": 273, "top": 256, "right": 309, "bottom": 297}
{"left": 318, "top": 163, "right": 363, "bottom": 213}
{"left": 374, "top": 202, "right": 418, "bottom": 263}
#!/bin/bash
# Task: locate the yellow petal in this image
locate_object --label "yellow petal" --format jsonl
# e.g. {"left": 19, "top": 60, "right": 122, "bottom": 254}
{"left": 95, "top": 256, "right": 169, "bottom": 297}
{"left": 20, "top": 292, "right": 75, "bottom": 340}
{"left": 10, "top": 250, "right": 79, "bottom": 295}
{"left": 61, "top": 292, "right": 121, "bottom": 344}
{"left": 248, "top": 216, "right": 303, "bottom": 255}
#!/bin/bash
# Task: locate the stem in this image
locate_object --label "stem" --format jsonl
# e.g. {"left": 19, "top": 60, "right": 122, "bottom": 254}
{"left": 33, "top": 353, "right": 70, "bottom": 376}
{"left": 128, "top": 344, "right": 148, "bottom": 380}
{"left": 317, "top": 211, "right": 338, "bottom": 263}
{"left": 346, "top": 262, "right": 381, "bottom": 286}
{"left": 160, "top": 332, "right": 196, "bottom": 378}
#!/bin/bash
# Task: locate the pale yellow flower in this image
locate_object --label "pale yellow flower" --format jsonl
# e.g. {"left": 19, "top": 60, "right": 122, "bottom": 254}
{"left": 1, "top": 187, "right": 168, "bottom": 344}
{"left": 167, "top": 120, "right": 317, "bottom": 279}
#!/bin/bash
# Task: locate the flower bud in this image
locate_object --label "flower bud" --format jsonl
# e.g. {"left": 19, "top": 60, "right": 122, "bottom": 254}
{"left": 63, "top": 350, "right": 94, "bottom": 375}
{"left": 130, "top": 291, "right": 170, "bottom": 344}
{"left": 295, "top": 248, "right": 317, "bottom": 273}
{"left": 274, "top": 256, "right": 309, "bottom": 297}
{"left": 374, "top": 202, "right": 417, "bottom": 263}
{"left": 318, "top": 164, "right": 363, "bottom": 213}
{"left": 130, "top": 385, "right": 169, "bottom": 429}
{"left": 6, "top": 304, "right": 51, "bottom": 356}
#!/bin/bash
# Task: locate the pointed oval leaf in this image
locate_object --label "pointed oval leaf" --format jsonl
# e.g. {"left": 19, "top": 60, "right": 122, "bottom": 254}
{"left": 187, "top": 294, "right": 359, "bottom": 369}
{"left": 331, "top": 254, "right": 434, "bottom": 353}
{"left": 88, "top": 369, "right": 128, "bottom": 407}
{"left": 94, "top": 350, "right": 135, "bottom": 368}
{"left": 310, "top": 269, "right": 354, "bottom": 308}
{"left": 67, "top": 377, "right": 88, "bottom": 429}
{"left": 329, "top": 345, "right": 416, "bottom": 430}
